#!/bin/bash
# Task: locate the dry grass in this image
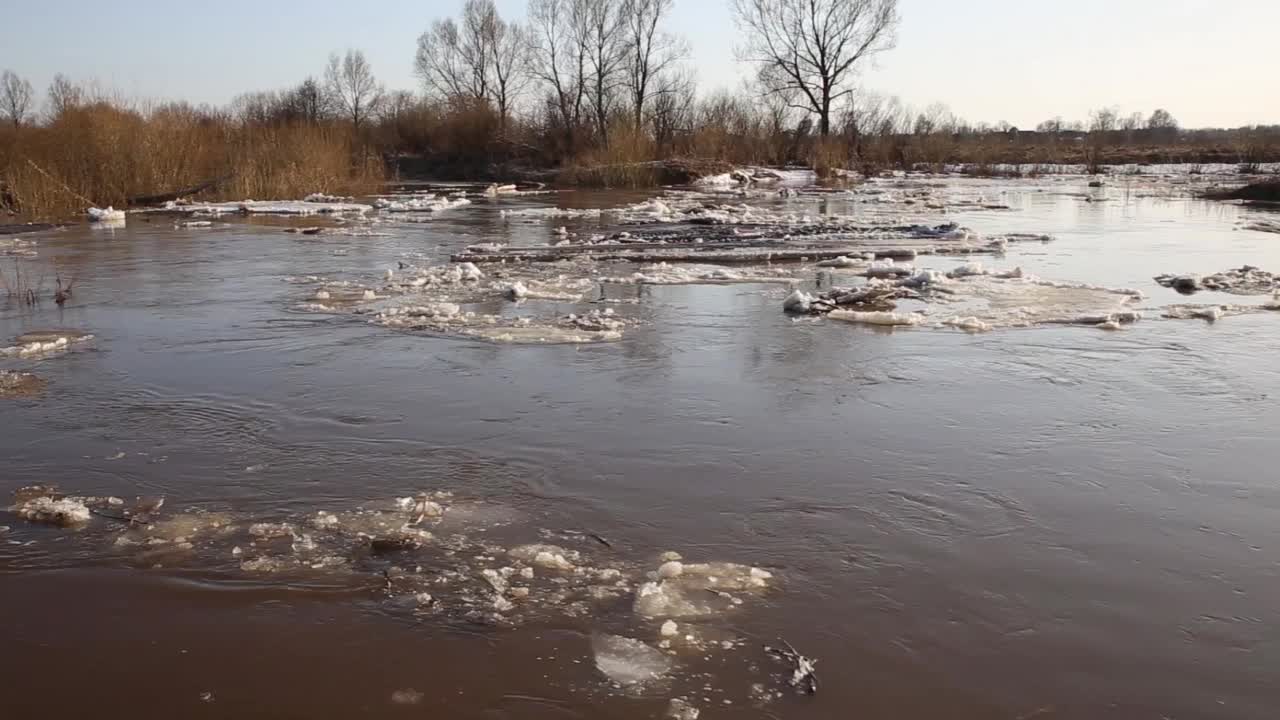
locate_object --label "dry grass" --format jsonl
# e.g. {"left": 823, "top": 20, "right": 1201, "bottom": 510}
{"left": 0, "top": 102, "right": 383, "bottom": 219}
{"left": 0, "top": 259, "right": 45, "bottom": 306}
{"left": 560, "top": 126, "right": 662, "bottom": 187}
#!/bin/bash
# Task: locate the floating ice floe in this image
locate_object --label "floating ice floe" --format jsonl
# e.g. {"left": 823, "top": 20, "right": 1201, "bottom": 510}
{"left": 829, "top": 310, "right": 926, "bottom": 327}
{"left": 665, "top": 698, "right": 701, "bottom": 720}
{"left": 13, "top": 496, "right": 92, "bottom": 526}
{"left": 634, "top": 560, "right": 772, "bottom": 619}
{"left": 1, "top": 237, "right": 39, "bottom": 257}
{"left": 157, "top": 200, "right": 372, "bottom": 216}
{"left": 601, "top": 262, "right": 801, "bottom": 286}
{"left": 87, "top": 206, "right": 126, "bottom": 223}
{"left": 500, "top": 207, "right": 604, "bottom": 220}
{"left": 0, "top": 330, "right": 93, "bottom": 358}
{"left": 303, "top": 192, "right": 354, "bottom": 203}
{"left": 510, "top": 543, "right": 579, "bottom": 571}
{"left": 375, "top": 196, "right": 471, "bottom": 213}
{"left": 942, "top": 316, "right": 993, "bottom": 333}
{"left": 592, "top": 634, "right": 674, "bottom": 686}
{"left": 1154, "top": 266, "right": 1278, "bottom": 295}
{"left": 484, "top": 183, "right": 518, "bottom": 197}
{"left": 1158, "top": 304, "right": 1278, "bottom": 322}
{"left": 791, "top": 266, "right": 1145, "bottom": 332}
{"left": 783, "top": 289, "right": 816, "bottom": 313}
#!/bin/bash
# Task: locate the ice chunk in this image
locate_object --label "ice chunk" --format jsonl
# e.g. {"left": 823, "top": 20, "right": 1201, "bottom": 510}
{"left": 592, "top": 634, "right": 673, "bottom": 686}
{"left": 248, "top": 522, "right": 296, "bottom": 539}
{"left": 1163, "top": 305, "right": 1227, "bottom": 321}
{"left": 943, "top": 316, "right": 993, "bottom": 332}
{"left": 391, "top": 689, "right": 425, "bottom": 705}
{"left": 899, "top": 269, "right": 947, "bottom": 288}
{"left": 158, "top": 200, "right": 371, "bottom": 215}
{"left": 666, "top": 698, "right": 700, "bottom": 720}
{"left": 657, "top": 561, "right": 684, "bottom": 579}
{"left": 661, "top": 620, "right": 680, "bottom": 638}
{"left": 782, "top": 289, "right": 815, "bottom": 313}
{"left": 510, "top": 544, "right": 578, "bottom": 571}
{"left": 948, "top": 262, "right": 987, "bottom": 278}
{"left": 816, "top": 256, "right": 862, "bottom": 268}
{"left": 500, "top": 207, "right": 602, "bottom": 219}
{"left": 457, "top": 262, "right": 484, "bottom": 282}
{"left": 828, "top": 310, "right": 925, "bottom": 327}
{"left": 503, "top": 282, "right": 529, "bottom": 301}
{"left": 484, "top": 183, "right": 518, "bottom": 197}
{"left": 634, "top": 581, "right": 713, "bottom": 619}
{"left": 14, "top": 496, "right": 91, "bottom": 526}
{"left": 376, "top": 196, "right": 470, "bottom": 213}
{"left": 87, "top": 206, "right": 126, "bottom": 223}
{"left": 481, "top": 568, "right": 509, "bottom": 595}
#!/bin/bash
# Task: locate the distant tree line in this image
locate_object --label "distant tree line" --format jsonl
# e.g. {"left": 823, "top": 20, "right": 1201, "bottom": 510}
{"left": 3, "top": 0, "right": 1279, "bottom": 204}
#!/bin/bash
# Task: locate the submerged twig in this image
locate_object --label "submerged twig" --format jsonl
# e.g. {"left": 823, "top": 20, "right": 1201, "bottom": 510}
{"left": 588, "top": 532, "right": 613, "bottom": 549}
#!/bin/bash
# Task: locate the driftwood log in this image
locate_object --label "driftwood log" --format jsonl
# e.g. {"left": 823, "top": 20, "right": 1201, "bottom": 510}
{"left": 126, "top": 175, "right": 230, "bottom": 207}
{"left": 0, "top": 223, "right": 59, "bottom": 235}
{"left": 1204, "top": 180, "right": 1280, "bottom": 203}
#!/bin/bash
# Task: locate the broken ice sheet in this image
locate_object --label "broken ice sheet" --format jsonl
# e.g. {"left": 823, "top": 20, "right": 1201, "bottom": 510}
{"left": 634, "top": 561, "right": 773, "bottom": 619}
{"left": 1, "top": 330, "right": 94, "bottom": 358}
{"left": 592, "top": 634, "right": 673, "bottom": 687}
{"left": 1154, "top": 266, "right": 1279, "bottom": 295}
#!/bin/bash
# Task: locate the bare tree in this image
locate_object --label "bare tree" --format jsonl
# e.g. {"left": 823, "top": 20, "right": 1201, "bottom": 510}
{"left": 649, "top": 68, "right": 695, "bottom": 152}
{"left": 528, "top": 0, "right": 591, "bottom": 151}
{"left": 913, "top": 102, "right": 952, "bottom": 136}
{"left": 1148, "top": 108, "right": 1177, "bottom": 130}
{"left": 582, "top": 0, "right": 628, "bottom": 146}
{"left": 1036, "top": 117, "right": 1065, "bottom": 134}
{"left": 287, "top": 78, "right": 330, "bottom": 124}
{"left": 621, "top": 0, "right": 687, "bottom": 128}
{"left": 325, "top": 50, "right": 383, "bottom": 130}
{"left": 416, "top": 0, "right": 496, "bottom": 104}
{"left": 1, "top": 70, "right": 35, "bottom": 128}
{"left": 732, "top": 0, "right": 899, "bottom": 137}
{"left": 1089, "top": 107, "right": 1119, "bottom": 134}
{"left": 490, "top": 15, "right": 531, "bottom": 132}
{"left": 46, "top": 73, "right": 83, "bottom": 120}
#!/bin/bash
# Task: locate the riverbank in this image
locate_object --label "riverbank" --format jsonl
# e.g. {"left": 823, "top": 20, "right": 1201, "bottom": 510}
{"left": 0, "top": 104, "right": 383, "bottom": 221}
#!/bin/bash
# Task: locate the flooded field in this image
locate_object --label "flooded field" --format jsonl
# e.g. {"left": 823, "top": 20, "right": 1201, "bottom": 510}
{"left": 3, "top": 168, "right": 1280, "bottom": 719}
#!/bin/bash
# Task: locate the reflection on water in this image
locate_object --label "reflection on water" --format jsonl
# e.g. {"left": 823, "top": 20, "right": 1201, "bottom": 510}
{"left": 3, "top": 175, "right": 1280, "bottom": 719}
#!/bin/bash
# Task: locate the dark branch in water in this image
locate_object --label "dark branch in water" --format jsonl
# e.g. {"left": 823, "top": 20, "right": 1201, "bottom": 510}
{"left": 588, "top": 532, "right": 613, "bottom": 549}
{"left": 126, "top": 176, "right": 231, "bottom": 207}
{"left": 765, "top": 639, "right": 819, "bottom": 695}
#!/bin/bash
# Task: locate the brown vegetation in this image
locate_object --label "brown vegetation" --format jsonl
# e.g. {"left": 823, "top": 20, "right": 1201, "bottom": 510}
{"left": 0, "top": 100, "right": 382, "bottom": 219}
{"left": 3, "top": 0, "right": 1278, "bottom": 216}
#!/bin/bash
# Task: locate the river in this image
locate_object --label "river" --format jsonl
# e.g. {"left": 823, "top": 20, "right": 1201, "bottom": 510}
{"left": 2, "top": 170, "right": 1279, "bottom": 719}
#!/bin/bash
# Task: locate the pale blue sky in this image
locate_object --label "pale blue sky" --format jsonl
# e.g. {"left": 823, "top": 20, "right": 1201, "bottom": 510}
{"left": 4, "top": 0, "right": 1277, "bottom": 128}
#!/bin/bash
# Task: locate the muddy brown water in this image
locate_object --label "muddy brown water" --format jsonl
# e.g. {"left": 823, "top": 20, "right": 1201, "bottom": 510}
{"left": 3, "top": 174, "right": 1280, "bottom": 719}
